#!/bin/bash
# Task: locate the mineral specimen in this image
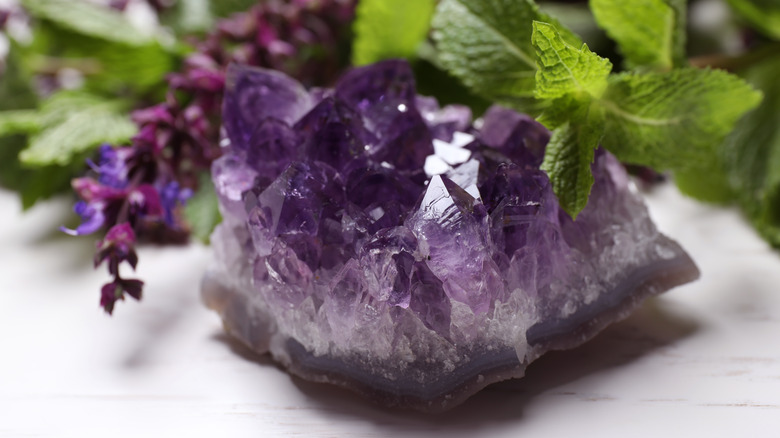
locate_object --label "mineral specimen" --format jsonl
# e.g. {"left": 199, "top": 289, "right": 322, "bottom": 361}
{"left": 203, "top": 60, "right": 699, "bottom": 412}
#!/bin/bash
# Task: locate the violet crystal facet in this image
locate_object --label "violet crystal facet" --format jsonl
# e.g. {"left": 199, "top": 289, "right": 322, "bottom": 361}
{"left": 203, "top": 60, "right": 699, "bottom": 412}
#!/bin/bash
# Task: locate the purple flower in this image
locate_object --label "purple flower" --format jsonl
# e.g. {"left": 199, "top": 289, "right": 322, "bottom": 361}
{"left": 94, "top": 223, "right": 144, "bottom": 315}
{"left": 94, "top": 222, "right": 138, "bottom": 270}
{"left": 87, "top": 144, "right": 130, "bottom": 189}
{"left": 63, "top": 176, "right": 126, "bottom": 238}
{"left": 131, "top": 123, "right": 167, "bottom": 154}
{"left": 129, "top": 184, "right": 164, "bottom": 218}
{"left": 64, "top": 0, "right": 358, "bottom": 315}
{"left": 102, "top": 222, "right": 136, "bottom": 251}
{"left": 99, "top": 282, "right": 122, "bottom": 314}
{"left": 62, "top": 170, "right": 127, "bottom": 237}
{"left": 159, "top": 181, "right": 193, "bottom": 227}
{"left": 167, "top": 54, "right": 225, "bottom": 93}
{"left": 72, "top": 177, "right": 127, "bottom": 203}
{"left": 68, "top": 177, "right": 190, "bottom": 237}
{"left": 100, "top": 278, "right": 144, "bottom": 315}
{"left": 60, "top": 201, "right": 106, "bottom": 236}
{"left": 131, "top": 104, "right": 175, "bottom": 126}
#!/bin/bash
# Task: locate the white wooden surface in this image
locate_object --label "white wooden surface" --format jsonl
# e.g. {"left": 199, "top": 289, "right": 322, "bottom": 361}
{"left": 1, "top": 184, "right": 779, "bottom": 437}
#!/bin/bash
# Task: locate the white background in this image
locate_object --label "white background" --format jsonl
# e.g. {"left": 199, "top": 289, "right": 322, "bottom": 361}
{"left": 1, "top": 183, "right": 779, "bottom": 437}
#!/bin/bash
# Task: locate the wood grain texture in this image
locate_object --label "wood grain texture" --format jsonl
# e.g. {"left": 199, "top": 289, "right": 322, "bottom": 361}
{"left": 1, "top": 184, "right": 779, "bottom": 437}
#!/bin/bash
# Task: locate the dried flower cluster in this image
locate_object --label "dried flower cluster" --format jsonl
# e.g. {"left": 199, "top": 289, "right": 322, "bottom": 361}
{"left": 65, "top": 0, "right": 356, "bottom": 313}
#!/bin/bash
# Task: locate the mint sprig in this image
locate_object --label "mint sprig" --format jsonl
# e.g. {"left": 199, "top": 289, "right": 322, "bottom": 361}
{"left": 432, "top": 0, "right": 762, "bottom": 218}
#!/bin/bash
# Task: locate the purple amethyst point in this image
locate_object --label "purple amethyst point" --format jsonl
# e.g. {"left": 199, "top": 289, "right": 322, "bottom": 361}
{"left": 223, "top": 63, "right": 313, "bottom": 151}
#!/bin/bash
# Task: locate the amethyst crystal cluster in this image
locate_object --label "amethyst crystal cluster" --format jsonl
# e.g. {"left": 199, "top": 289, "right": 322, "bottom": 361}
{"left": 203, "top": 60, "right": 699, "bottom": 412}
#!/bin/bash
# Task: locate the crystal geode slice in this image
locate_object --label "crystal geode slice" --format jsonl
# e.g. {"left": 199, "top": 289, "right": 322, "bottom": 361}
{"left": 203, "top": 60, "right": 699, "bottom": 412}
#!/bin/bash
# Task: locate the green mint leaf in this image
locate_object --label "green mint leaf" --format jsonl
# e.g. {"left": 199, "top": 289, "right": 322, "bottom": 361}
{"left": 33, "top": 91, "right": 112, "bottom": 127}
{"left": 24, "top": 14, "right": 178, "bottom": 96}
{"left": 17, "top": 92, "right": 137, "bottom": 167}
{"left": 599, "top": 67, "right": 762, "bottom": 172}
{"left": 432, "top": 0, "right": 581, "bottom": 110}
{"left": 353, "top": 0, "right": 436, "bottom": 65}
{"left": 535, "top": 95, "right": 581, "bottom": 131}
{"left": 84, "top": 41, "right": 177, "bottom": 95}
{"left": 0, "top": 111, "right": 42, "bottom": 137}
{"left": 726, "top": 0, "right": 780, "bottom": 40}
{"left": 541, "top": 104, "right": 605, "bottom": 218}
{"left": 184, "top": 172, "right": 222, "bottom": 244}
{"left": 0, "top": 134, "right": 87, "bottom": 209}
{"left": 720, "top": 56, "right": 780, "bottom": 246}
{"left": 590, "top": 0, "right": 687, "bottom": 71}
{"left": 674, "top": 162, "right": 735, "bottom": 204}
{"left": 0, "top": 46, "right": 38, "bottom": 112}
{"left": 20, "top": 163, "right": 82, "bottom": 209}
{"left": 20, "top": 109, "right": 136, "bottom": 167}
{"left": 532, "top": 21, "right": 612, "bottom": 100}
{"left": 0, "top": 45, "right": 72, "bottom": 210}
{"left": 22, "top": 0, "right": 154, "bottom": 47}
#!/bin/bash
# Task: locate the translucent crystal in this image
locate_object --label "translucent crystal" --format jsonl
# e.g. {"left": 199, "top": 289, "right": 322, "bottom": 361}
{"left": 203, "top": 60, "right": 699, "bottom": 412}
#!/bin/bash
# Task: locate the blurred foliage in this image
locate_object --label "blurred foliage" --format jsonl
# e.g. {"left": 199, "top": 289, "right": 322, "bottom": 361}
{"left": 162, "top": 0, "right": 261, "bottom": 34}
{"left": 721, "top": 53, "right": 780, "bottom": 247}
{"left": 183, "top": 171, "right": 221, "bottom": 244}
{"left": 0, "top": 0, "right": 188, "bottom": 207}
